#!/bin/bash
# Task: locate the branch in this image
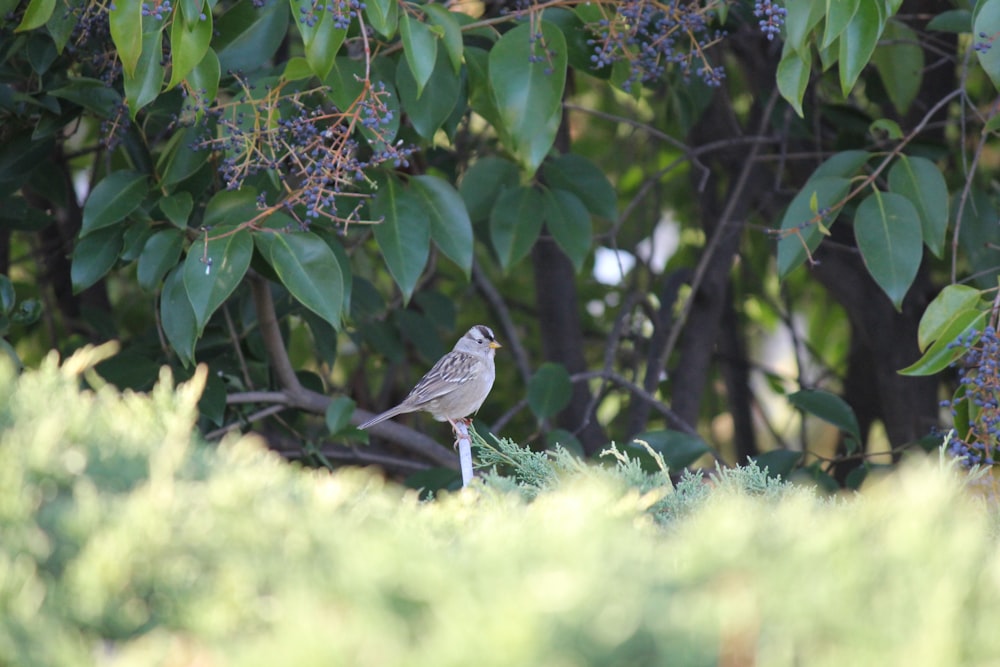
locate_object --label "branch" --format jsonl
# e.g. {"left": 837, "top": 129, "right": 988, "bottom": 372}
{"left": 245, "top": 274, "right": 458, "bottom": 469}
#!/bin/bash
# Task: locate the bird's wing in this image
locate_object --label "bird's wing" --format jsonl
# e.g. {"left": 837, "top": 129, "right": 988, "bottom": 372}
{"left": 405, "top": 351, "right": 477, "bottom": 403}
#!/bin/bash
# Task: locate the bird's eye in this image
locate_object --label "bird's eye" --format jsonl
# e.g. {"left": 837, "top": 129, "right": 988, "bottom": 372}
{"left": 476, "top": 339, "right": 483, "bottom": 344}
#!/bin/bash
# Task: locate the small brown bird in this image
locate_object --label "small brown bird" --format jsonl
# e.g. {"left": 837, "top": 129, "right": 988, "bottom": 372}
{"left": 358, "top": 325, "right": 501, "bottom": 430}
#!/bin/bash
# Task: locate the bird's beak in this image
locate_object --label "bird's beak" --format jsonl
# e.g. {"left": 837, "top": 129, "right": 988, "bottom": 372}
{"left": 489, "top": 341, "right": 502, "bottom": 350}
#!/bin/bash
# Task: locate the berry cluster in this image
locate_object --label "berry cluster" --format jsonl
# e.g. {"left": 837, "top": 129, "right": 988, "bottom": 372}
{"left": 754, "top": 0, "right": 787, "bottom": 41}
{"left": 141, "top": 0, "right": 173, "bottom": 21}
{"left": 296, "top": 0, "right": 362, "bottom": 30}
{"left": 196, "top": 77, "right": 410, "bottom": 227}
{"left": 585, "top": 0, "right": 727, "bottom": 91}
{"left": 941, "top": 326, "right": 1000, "bottom": 468}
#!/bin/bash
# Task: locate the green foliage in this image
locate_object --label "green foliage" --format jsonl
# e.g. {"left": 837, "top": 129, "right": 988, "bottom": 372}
{"left": 4, "top": 354, "right": 1000, "bottom": 666}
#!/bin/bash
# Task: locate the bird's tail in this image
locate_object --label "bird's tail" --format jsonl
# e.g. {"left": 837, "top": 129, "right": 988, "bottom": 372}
{"left": 357, "top": 405, "right": 410, "bottom": 430}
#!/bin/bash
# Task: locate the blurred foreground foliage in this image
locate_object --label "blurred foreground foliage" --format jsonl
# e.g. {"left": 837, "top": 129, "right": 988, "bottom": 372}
{"left": 4, "top": 347, "right": 1000, "bottom": 667}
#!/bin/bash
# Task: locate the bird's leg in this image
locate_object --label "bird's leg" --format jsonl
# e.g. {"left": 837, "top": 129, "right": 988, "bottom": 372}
{"left": 449, "top": 418, "right": 472, "bottom": 448}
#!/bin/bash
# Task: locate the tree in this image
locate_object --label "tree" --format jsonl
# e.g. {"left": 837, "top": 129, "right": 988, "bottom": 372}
{"left": 1, "top": 0, "right": 998, "bottom": 488}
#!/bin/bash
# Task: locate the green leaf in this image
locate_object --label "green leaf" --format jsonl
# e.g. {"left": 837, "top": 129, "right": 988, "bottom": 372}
{"left": 823, "top": 0, "right": 860, "bottom": 48}
{"left": 465, "top": 47, "right": 503, "bottom": 129}
{"left": 927, "top": 9, "right": 971, "bottom": 33}
{"left": 160, "top": 265, "right": 197, "bottom": 366}
{"left": 215, "top": 0, "right": 289, "bottom": 75}
{"left": 869, "top": 118, "right": 902, "bottom": 140}
{"left": 788, "top": 389, "right": 862, "bottom": 445}
{"left": 15, "top": 0, "right": 56, "bottom": 32}
{"left": 183, "top": 227, "right": 253, "bottom": 333}
{"left": 291, "top": 0, "right": 346, "bottom": 80}
{"left": 489, "top": 21, "right": 567, "bottom": 175}
{"left": 160, "top": 191, "right": 194, "bottom": 228}
{"left": 899, "top": 309, "right": 987, "bottom": 376}
{"left": 854, "top": 190, "right": 923, "bottom": 310}
{"left": 887, "top": 155, "right": 949, "bottom": 258}
{"left": 109, "top": 0, "right": 143, "bottom": 76}
{"left": 753, "top": 450, "right": 803, "bottom": 479}
{"left": 167, "top": 2, "right": 213, "bottom": 89}
{"left": 263, "top": 231, "right": 344, "bottom": 329}
{"left": 527, "top": 362, "right": 571, "bottom": 420}
{"left": 326, "top": 396, "right": 357, "bottom": 434}
{"left": 776, "top": 47, "right": 811, "bottom": 117}
{"left": 977, "top": 0, "right": 1000, "bottom": 92}
{"left": 399, "top": 10, "right": 437, "bottom": 97}
{"left": 137, "top": 229, "right": 184, "bottom": 292}
{"left": 364, "top": 0, "right": 397, "bottom": 37}
{"left": 460, "top": 156, "right": 521, "bottom": 223}
{"left": 634, "top": 430, "right": 712, "bottom": 470}
{"left": 777, "top": 177, "right": 851, "bottom": 279}
{"left": 158, "top": 125, "right": 206, "bottom": 188}
{"left": 917, "top": 284, "right": 983, "bottom": 352}
{"left": 81, "top": 171, "right": 149, "bottom": 236}
{"left": 542, "top": 188, "right": 591, "bottom": 272}
{"left": 423, "top": 4, "right": 463, "bottom": 72}
{"left": 957, "top": 188, "right": 1000, "bottom": 288}
{"left": 183, "top": 47, "right": 220, "bottom": 119}
{"left": 203, "top": 189, "right": 258, "bottom": 227}
{"left": 410, "top": 175, "right": 473, "bottom": 277}
{"left": 872, "top": 20, "right": 923, "bottom": 115}
{"left": 124, "top": 29, "right": 165, "bottom": 117}
{"left": 370, "top": 176, "right": 430, "bottom": 303}
{"left": 541, "top": 153, "right": 617, "bottom": 221}
{"left": 50, "top": 78, "right": 122, "bottom": 116}
{"left": 71, "top": 225, "right": 125, "bottom": 292}
{"left": 490, "top": 186, "right": 544, "bottom": 271}
{"left": 839, "top": 0, "right": 883, "bottom": 96}
{"left": 395, "top": 48, "right": 460, "bottom": 140}
{"left": 812, "top": 150, "right": 871, "bottom": 179}
{"left": 784, "top": 0, "right": 825, "bottom": 53}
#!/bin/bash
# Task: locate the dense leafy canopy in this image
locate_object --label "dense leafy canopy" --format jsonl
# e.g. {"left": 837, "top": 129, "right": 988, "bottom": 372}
{"left": 2, "top": 0, "right": 1000, "bottom": 486}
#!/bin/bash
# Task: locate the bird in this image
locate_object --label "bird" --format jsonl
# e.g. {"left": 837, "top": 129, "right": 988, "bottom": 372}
{"left": 358, "top": 324, "right": 502, "bottom": 432}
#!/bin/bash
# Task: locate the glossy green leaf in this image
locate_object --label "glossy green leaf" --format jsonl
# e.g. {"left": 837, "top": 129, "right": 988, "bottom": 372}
{"left": 395, "top": 48, "right": 460, "bottom": 140}
{"left": 887, "top": 155, "right": 949, "bottom": 258}
{"left": 264, "top": 231, "right": 344, "bottom": 328}
{"left": 978, "top": 0, "right": 1000, "bottom": 92}
{"left": 215, "top": 0, "right": 289, "bottom": 74}
{"left": 158, "top": 125, "right": 207, "bottom": 188}
{"left": 777, "top": 177, "right": 851, "bottom": 279}
{"left": 854, "top": 190, "right": 923, "bottom": 310}
{"left": 364, "top": 0, "right": 397, "bottom": 38}
{"left": 542, "top": 188, "right": 591, "bottom": 272}
{"left": 957, "top": 188, "right": 1000, "bottom": 288}
{"left": 872, "top": 20, "right": 923, "bottom": 115}
{"left": 50, "top": 78, "right": 122, "bottom": 116}
{"left": 917, "top": 284, "right": 983, "bottom": 352}
{"left": 869, "top": 118, "right": 902, "bottom": 140}
{"left": 411, "top": 174, "right": 473, "bottom": 277}
{"left": 460, "top": 156, "right": 521, "bottom": 223}
{"left": 183, "top": 47, "right": 220, "bottom": 118}
{"left": 541, "top": 153, "right": 617, "bottom": 221}
{"left": 634, "top": 430, "right": 712, "bottom": 471}
{"left": 160, "top": 192, "right": 193, "bottom": 228}
{"left": 927, "top": 9, "right": 971, "bottom": 33}
{"left": 489, "top": 21, "right": 567, "bottom": 175}
{"left": 109, "top": 0, "right": 143, "bottom": 76}
{"left": 812, "top": 150, "right": 871, "bottom": 179}
{"left": 160, "top": 265, "right": 197, "bottom": 366}
{"left": 399, "top": 10, "right": 437, "bottom": 97}
{"left": 183, "top": 227, "right": 253, "bottom": 332}
{"left": 167, "top": 2, "right": 213, "bottom": 89}
{"left": 71, "top": 225, "right": 124, "bottom": 292}
{"left": 121, "top": 220, "right": 154, "bottom": 262}
{"left": 370, "top": 176, "right": 430, "bottom": 303}
{"left": 124, "top": 29, "right": 165, "bottom": 117}
{"left": 788, "top": 389, "right": 862, "bottom": 445}
{"left": 490, "top": 186, "right": 544, "bottom": 271}
{"left": 777, "top": 47, "right": 811, "bottom": 117}
{"left": 839, "top": 0, "right": 883, "bottom": 96}
{"left": 203, "top": 189, "right": 259, "bottom": 227}
{"left": 326, "top": 396, "right": 357, "bottom": 434}
{"left": 81, "top": 171, "right": 149, "bottom": 236}
{"left": 823, "top": 0, "right": 860, "bottom": 47}
{"left": 292, "top": 0, "right": 346, "bottom": 80}
{"left": 138, "top": 229, "right": 184, "bottom": 292}
{"left": 753, "top": 450, "right": 803, "bottom": 479}
{"left": 527, "top": 362, "right": 571, "bottom": 420}
{"left": 899, "top": 309, "right": 987, "bottom": 376}
{"left": 465, "top": 47, "right": 503, "bottom": 129}
{"left": 423, "top": 4, "right": 463, "bottom": 72}
{"left": 16, "top": 0, "right": 56, "bottom": 32}
{"left": 784, "top": 0, "right": 825, "bottom": 53}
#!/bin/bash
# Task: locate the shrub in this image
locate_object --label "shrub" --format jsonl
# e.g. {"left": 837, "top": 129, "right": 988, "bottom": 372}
{"left": 2, "top": 348, "right": 1000, "bottom": 666}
